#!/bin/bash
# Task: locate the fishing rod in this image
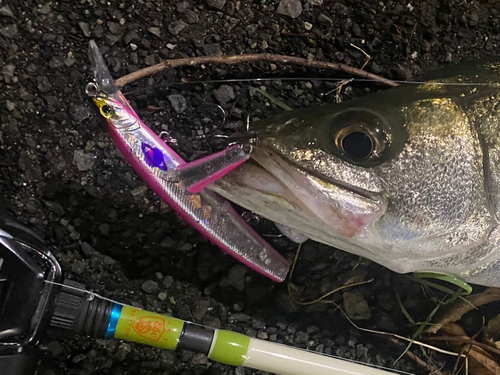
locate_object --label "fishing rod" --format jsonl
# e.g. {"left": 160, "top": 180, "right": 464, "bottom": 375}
{"left": 0, "top": 214, "right": 405, "bottom": 375}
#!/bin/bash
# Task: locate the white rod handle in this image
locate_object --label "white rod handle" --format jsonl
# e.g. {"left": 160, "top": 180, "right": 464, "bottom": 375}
{"left": 244, "top": 338, "right": 397, "bottom": 375}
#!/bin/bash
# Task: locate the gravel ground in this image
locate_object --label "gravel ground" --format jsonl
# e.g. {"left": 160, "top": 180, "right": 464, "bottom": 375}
{"left": 2, "top": 0, "right": 500, "bottom": 374}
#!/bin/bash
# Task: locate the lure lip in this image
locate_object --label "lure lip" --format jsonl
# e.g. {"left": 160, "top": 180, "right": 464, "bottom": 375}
{"left": 87, "top": 40, "right": 118, "bottom": 97}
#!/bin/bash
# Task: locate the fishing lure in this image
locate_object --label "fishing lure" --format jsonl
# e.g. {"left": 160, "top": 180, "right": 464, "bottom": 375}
{"left": 86, "top": 40, "right": 289, "bottom": 282}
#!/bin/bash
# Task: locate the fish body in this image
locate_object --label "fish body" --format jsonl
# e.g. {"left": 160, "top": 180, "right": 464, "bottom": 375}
{"left": 87, "top": 41, "right": 289, "bottom": 282}
{"left": 214, "top": 59, "right": 500, "bottom": 287}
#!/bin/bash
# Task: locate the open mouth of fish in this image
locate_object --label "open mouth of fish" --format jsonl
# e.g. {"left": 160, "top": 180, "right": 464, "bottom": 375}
{"left": 212, "top": 143, "right": 389, "bottom": 246}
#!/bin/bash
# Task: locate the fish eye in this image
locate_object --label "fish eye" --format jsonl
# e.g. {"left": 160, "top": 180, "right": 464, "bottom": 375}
{"left": 100, "top": 104, "right": 114, "bottom": 118}
{"left": 337, "top": 126, "right": 374, "bottom": 161}
{"left": 330, "top": 109, "right": 390, "bottom": 166}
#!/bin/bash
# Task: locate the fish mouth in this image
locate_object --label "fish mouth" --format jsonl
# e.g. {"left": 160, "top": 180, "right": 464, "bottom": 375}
{"left": 213, "top": 144, "right": 388, "bottom": 241}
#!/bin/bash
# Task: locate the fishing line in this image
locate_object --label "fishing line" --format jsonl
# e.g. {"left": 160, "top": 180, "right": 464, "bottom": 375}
{"left": 122, "top": 76, "right": 500, "bottom": 97}
{"left": 174, "top": 77, "right": 500, "bottom": 86}
{"left": 44, "top": 279, "right": 121, "bottom": 305}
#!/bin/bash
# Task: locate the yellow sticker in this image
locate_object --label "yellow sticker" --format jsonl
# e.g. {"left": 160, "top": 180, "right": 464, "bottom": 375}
{"left": 114, "top": 305, "right": 184, "bottom": 350}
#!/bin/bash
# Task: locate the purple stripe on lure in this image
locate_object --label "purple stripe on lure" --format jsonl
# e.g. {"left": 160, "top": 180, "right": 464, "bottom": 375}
{"left": 142, "top": 142, "right": 169, "bottom": 171}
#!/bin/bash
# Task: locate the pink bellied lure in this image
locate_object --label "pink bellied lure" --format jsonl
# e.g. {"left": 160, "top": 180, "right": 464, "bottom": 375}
{"left": 86, "top": 40, "right": 289, "bottom": 282}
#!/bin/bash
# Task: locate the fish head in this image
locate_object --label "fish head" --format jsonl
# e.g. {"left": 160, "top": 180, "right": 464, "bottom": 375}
{"left": 215, "top": 76, "right": 495, "bottom": 275}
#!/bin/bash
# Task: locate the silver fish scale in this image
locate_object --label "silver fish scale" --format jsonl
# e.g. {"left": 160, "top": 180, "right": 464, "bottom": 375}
{"left": 117, "top": 125, "right": 288, "bottom": 280}
{"left": 472, "top": 92, "right": 500, "bottom": 217}
{"left": 375, "top": 98, "right": 494, "bottom": 258}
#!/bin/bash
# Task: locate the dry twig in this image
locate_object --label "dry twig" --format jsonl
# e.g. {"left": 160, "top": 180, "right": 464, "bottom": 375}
{"left": 426, "top": 336, "right": 500, "bottom": 358}
{"left": 116, "top": 53, "right": 399, "bottom": 88}
{"left": 389, "top": 337, "right": 447, "bottom": 375}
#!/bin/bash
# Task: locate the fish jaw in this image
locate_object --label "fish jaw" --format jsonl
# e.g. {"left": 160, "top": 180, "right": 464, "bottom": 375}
{"left": 249, "top": 147, "right": 388, "bottom": 238}
{"left": 212, "top": 146, "right": 392, "bottom": 262}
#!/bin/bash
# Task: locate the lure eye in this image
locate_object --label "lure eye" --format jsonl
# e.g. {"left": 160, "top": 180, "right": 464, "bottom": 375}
{"left": 100, "top": 104, "right": 114, "bottom": 118}
{"left": 330, "top": 109, "right": 390, "bottom": 166}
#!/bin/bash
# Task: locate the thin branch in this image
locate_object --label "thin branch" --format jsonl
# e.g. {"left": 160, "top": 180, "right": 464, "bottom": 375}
{"left": 116, "top": 53, "right": 399, "bottom": 88}
{"left": 388, "top": 337, "right": 448, "bottom": 375}
{"left": 426, "top": 336, "right": 500, "bottom": 357}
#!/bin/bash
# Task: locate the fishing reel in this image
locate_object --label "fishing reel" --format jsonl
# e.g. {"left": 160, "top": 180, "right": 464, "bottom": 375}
{"left": 0, "top": 215, "right": 114, "bottom": 375}
{"left": 0, "top": 215, "right": 62, "bottom": 374}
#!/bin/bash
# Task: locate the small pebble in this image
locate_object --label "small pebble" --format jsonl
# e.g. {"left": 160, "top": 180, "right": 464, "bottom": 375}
{"left": 202, "top": 43, "right": 223, "bottom": 56}
{"left": 106, "top": 34, "right": 120, "bottom": 46}
{"left": 176, "top": 1, "right": 190, "bottom": 13}
{"left": 131, "top": 185, "right": 147, "bottom": 196}
{"left": 168, "top": 20, "right": 187, "bottom": 36}
{"left": 144, "top": 54, "right": 156, "bottom": 66}
{"left": 343, "top": 290, "right": 371, "bottom": 320}
{"left": 182, "top": 9, "right": 199, "bottom": 24}
{"left": 148, "top": 26, "right": 161, "bottom": 37}
{"left": 318, "top": 13, "right": 333, "bottom": 27}
{"left": 214, "top": 85, "right": 235, "bottom": 105}
{"left": 0, "top": 24, "right": 18, "bottom": 38}
{"left": 103, "top": 256, "right": 117, "bottom": 265}
{"left": 193, "top": 299, "right": 210, "bottom": 320}
{"left": 78, "top": 22, "right": 91, "bottom": 37}
{"left": 158, "top": 291, "right": 168, "bottom": 301}
{"left": 72, "top": 353, "right": 86, "bottom": 364}
{"left": 206, "top": 0, "right": 227, "bottom": 10}
{"left": 5, "top": 100, "right": 15, "bottom": 111}
{"left": 115, "top": 343, "right": 131, "bottom": 361}
{"left": 71, "top": 261, "right": 86, "bottom": 275}
{"left": 141, "top": 280, "right": 159, "bottom": 294}
{"left": 163, "top": 275, "right": 174, "bottom": 289}
{"left": 168, "top": 94, "right": 188, "bottom": 113}
{"left": 276, "top": 0, "right": 303, "bottom": 19}
{"left": 179, "top": 242, "right": 192, "bottom": 251}
{"left": 73, "top": 150, "right": 94, "bottom": 171}
{"left": 80, "top": 242, "right": 96, "bottom": 257}
{"left": 37, "top": 76, "right": 52, "bottom": 93}
{"left": 72, "top": 104, "right": 92, "bottom": 123}
{"left": 98, "top": 223, "right": 110, "bottom": 236}
{"left": 352, "top": 23, "right": 362, "bottom": 37}
{"left": 108, "top": 21, "right": 122, "bottom": 36}
{"left": 64, "top": 57, "right": 76, "bottom": 67}
{"left": 225, "top": 264, "right": 247, "bottom": 291}
{"left": 257, "top": 331, "right": 268, "bottom": 339}
{"left": 0, "top": 5, "right": 15, "bottom": 18}
{"left": 38, "top": 3, "right": 52, "bottom": 14}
